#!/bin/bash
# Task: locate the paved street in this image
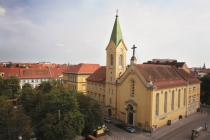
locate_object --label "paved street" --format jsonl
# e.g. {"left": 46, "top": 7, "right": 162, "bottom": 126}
{"left": 99, "top": 105, "right": 210, "bottom": 140}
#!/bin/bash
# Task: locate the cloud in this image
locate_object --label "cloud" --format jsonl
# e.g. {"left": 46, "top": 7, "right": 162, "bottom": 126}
{"left": 55, "top": 43, "right": 65, "bottom": 47}
{"left": 0, "top": 6, "right": 6, "bottom": 15}
{"left": 84, "top": 41, "right": 97, "bottom": 48}
{"left": 67, "top": 49, "right": 71, "bottom": 52}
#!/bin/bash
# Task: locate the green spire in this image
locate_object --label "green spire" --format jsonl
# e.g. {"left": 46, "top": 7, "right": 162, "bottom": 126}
{"left": 110, "top": 15, "right": 123, "bottom": 47}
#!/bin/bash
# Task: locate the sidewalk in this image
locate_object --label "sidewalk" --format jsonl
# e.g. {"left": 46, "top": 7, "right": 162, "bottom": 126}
{"left": 106, "top": 111, "right": 207, "bottom": 139}
{"left": 150, "top": 112, "right": 207, "bottom": 139}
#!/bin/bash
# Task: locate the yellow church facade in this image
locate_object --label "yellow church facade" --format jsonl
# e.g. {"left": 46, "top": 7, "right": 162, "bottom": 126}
{"left": 85, "top": 14, "right": 201, "bottom": 132}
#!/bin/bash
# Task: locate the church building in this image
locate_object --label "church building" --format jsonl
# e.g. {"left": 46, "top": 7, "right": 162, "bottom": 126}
{"left": 86, "top": 14, "right": 201, "bottom": 131}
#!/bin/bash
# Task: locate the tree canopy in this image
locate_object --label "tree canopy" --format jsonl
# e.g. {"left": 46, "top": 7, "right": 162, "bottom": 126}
{"left": 0, "top": 77, "right": 20, "bottom": 99}
{"left": 21, "top": 80, "right": 104, "bottom": 139}
{"left": 0, "top": 97, "right": 31, "bottom": 140}
{"left": 201, "top": 74, "right": 210, "bottom": 104}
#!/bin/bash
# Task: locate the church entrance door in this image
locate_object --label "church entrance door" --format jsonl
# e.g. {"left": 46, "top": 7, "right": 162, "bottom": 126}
{"left": 108, "top": 109, "right": 112, "bottom": 117}
{"left": 128, "top": 112, "right": 133, "bottom": 124}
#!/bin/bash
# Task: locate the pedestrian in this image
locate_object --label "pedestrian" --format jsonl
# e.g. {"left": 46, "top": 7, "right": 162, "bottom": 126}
{"left": 179, "top": 121, "right": 182, "bottom": 124}
{"left": 201, "top": 110, "right": 203, "bottom": 113}
{"left": 150, "top": 131, "right": 152, "bottom": 137}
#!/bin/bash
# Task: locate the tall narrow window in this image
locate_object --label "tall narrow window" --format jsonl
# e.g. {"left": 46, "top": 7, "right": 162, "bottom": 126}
{"left": 130, "top": 79, "right": 135, "bottom": 96}
{"left": 119, "top": 55, "right": 123, "bottom": 69}
{"left": 184, "top": 88, "right": 186, "bottom": 106}
{"left": 156, "top": 93, "right": 159, "bottom": 116}
{"left": 171, "top": 90, "right": 174, "bottom": 110}
{"left": 110, "top": 55, "right": 113, "bottom": 65}
{"left": 193, "top": 95, "right": 196, "bottom": 102}
{"left": 164, "top": 92, "right": 167, "bottom": 113}
{"left": 189, "top": 96, "right": 191, "bottom": 104}
{"left": 109, "top": 98, "right": 112, "bottom": 105}
{"left": 178, "top": 89, "right": 180, "bottom": 108}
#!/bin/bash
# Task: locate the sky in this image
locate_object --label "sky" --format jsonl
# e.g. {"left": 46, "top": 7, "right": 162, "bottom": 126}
{"left": 0, "top": 0, "right": 210, "bottom": 68}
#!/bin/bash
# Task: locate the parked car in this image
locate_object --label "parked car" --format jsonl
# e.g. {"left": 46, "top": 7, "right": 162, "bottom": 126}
{"left": 104, "top": 117, "right": 111, "bottom": 123}
{"left": 115, "top": 123, "right": 127, "bottom": 130}
{"left": 126, "top": 126, "right": 135, "bottom": 133}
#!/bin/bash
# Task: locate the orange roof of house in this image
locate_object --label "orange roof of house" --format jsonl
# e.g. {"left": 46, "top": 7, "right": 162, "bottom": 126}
{"left": 86, "top": 66, "right": 106, "bottom": 83}
{"left": 63, "top": 63, "right": 100, "bottom": 74}
{"left": 50, "top": 67, "right": 67, "bottom": 78}
{"left": 19, "top": 68, "right": 51, "bottom": 79}
{"left": 0, "top": 67, "right": 67, "bottom": 79}
{"left": 0, "top": 68, "right": 20, "bottom": 78}
{"left": 203, "top": 69, "right": 210, "bottom": 73}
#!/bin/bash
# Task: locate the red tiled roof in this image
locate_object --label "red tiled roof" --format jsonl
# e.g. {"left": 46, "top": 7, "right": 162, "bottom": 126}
{"left": 135, "top": 64, "right": 187, "bottom": 88}
{"left": 0, "top": 68, "right": 20, "bottom": 78}
{"left": 174, "top": 69, "right": 201, "bottom": 84}
{"left": 50, "top": 67, "right": 67, "bottom": 78}
{"left": 19, "top": 68, "right": 51, "bottom": 79}
{"left": 86, "top": 66, "right": 106, "bottom": 83}
{"left": 190, "top": 71, "right": 198, "bottom": 75}
{"left": 203, "top": 69, "right": 210, "bottom": 73}
{"left": 63, "top": 63, "right": 100, "bottom": 74}
{"left": 0, "top": 67, "right": 67, "bottom": 79}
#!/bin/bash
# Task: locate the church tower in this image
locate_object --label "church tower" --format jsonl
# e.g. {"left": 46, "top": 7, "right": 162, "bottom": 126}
{"left": 105, "top": 13, "right": 127, "bottom": 118}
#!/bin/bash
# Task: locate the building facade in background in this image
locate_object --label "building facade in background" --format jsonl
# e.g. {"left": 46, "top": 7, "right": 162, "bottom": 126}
{"left": 0, "top": 63, "right": 67, "bottom": 89}
{"left": 62, "top": 63, "right": 100, "bottom": 94}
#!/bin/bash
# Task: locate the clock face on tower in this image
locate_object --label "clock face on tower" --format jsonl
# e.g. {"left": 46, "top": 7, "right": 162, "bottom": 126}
{"left": 110, "top": 48, "right": 113, "bottom": 52}
{"left": 120, "top": 48, "right": 123, "bottom": 52}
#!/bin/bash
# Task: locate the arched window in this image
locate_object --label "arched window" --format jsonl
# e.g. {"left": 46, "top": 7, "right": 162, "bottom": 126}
{"left": 130, "top": 79, "right": 135, "bottom": 96}
{"left": 171, "top": 90, "right": 174, "bottom": 110}
{"left": 164, "top": 92, "right": 167, "bottom": 113}
{"left": 178, "top": 89, "right": 180, "bottom": 108}
{"left": 156, "top": 93, "right": 159, "bottom": 116}
{"left": 110, "top": 54, "right": 113, "bottom": 65}
{"left": 119, "top": 55, "right": 123, "bottom": 69}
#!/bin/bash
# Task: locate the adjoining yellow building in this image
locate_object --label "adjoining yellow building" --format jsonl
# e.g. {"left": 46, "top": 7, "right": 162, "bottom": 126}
{"left": 63, "top": 63, "right": 100, "bottom": 94}
{"left": 86, "top": 13, "right": 201, "bottom": 131}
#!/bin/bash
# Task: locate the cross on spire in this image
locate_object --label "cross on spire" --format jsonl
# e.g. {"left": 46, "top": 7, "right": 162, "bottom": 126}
{"left": 116, "top": 9, "right": 118, "bottom": 16}
{"left": 131, "top": 44, "right": 137, "bottom": 56}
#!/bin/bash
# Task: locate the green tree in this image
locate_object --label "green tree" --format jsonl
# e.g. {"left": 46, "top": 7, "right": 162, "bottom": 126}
{"left": 0, "top": 77, "right": 20, "bottom": 99}
{"left": 201, "top": 74, "right": 210, "bottom": 104}
{"left": 37, "top": 79, "right": 63, "bottom": 93}
{"left": 77, "top": 93, "right": 104, "bottom": 137}
{"left": 22, "top": 88, "right": 85, "bottom": 140}
{"left": 0, "top": 97, "right": 31, "bottom": 140}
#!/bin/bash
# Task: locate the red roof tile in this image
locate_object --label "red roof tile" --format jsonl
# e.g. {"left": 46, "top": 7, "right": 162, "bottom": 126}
{"left": 0, "top": 68, "right": 20, "bottom": 78}
{"left": 135, "top": 64, "right": 187, "bottom": 88}
{"left": 86, "top": 66, "right": 106, "bottom": 83}
{"left": 63, "top": 63, "right": 100, "bottom": 74}
{"left": 174, "top": 69, "right": 201, "bottom": 84}
{"left": 50, "top": 67, "right": 67, "bottom": 78}
{"left": 203, "top": 69, "right": 210, "bottom": 73}
{"left": 19, "top": 68, "right": 51, "bottom": 79}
